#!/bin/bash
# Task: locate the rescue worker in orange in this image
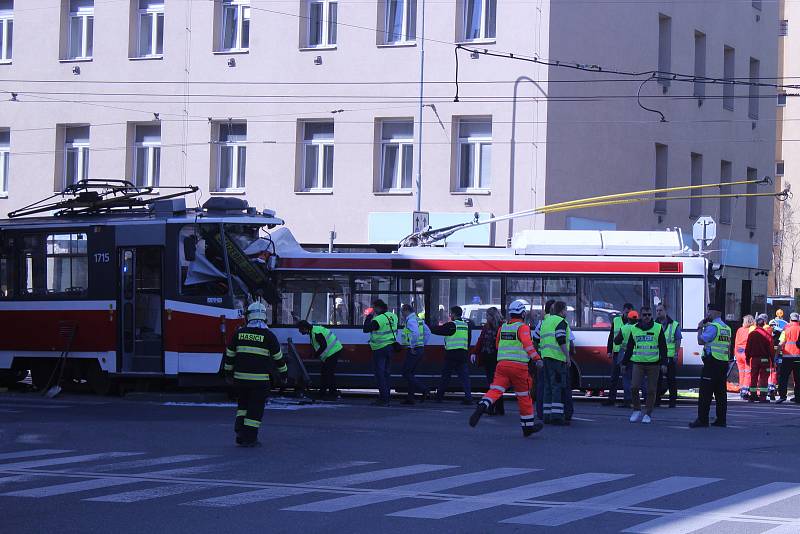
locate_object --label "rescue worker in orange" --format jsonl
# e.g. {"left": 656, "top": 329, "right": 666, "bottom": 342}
{"left": 777, "top": 312, "right": 800, "bottom": 403}
{"left": 746, "top": 314, "right": 774, "bottom": 403}
{"left": 469, "top": 299, "right": 544, "bottom": 437}
{"left": 734, "top": 315, "right": 755, "bottom": 399}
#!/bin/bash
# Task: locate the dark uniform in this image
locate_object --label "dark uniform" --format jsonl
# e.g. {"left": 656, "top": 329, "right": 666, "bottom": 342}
{"left": 224, "top": 325, "right": 287, "bottom": 445}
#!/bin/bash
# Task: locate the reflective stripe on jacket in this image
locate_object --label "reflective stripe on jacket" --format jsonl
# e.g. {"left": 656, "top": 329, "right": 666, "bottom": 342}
{"left": 631, "top": 322, "right": 663, "bottom": 363}
{"left": 708, "top": 321, "right": 732, "bottom": 362}
{"left": 540, "top": 315, "right": 569, "bottom": 362}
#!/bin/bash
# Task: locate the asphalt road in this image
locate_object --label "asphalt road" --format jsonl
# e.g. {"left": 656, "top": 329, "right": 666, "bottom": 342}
{"left": 1, "top": 391, "right": 800, "bottom": 534}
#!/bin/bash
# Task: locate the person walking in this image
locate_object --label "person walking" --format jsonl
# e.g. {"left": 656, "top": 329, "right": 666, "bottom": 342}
{"left": 621, "top": 306, "right": 667, "bottom": 424}
{"left": 689, "top": 305, "right": 732, "bottom": 428}
{"left": 539, "top": 301, "right": 571, "bottom": 425}
{"left": 470, "top": 307, "right": 504, "bottom": 415}
{"left": 400, "top": 304, "right": 431, "bottom": 405}
{"left": 655, "top": 304, "right": 681, "bottom": 408}
{"left": 469, "top": 299, "right": 544, "bottom": 436}
{"left": 603, "top": 303, "right": 634, "bottom": 406}
{"left": 778, "top": 312, "right": 800, "bottom": 403}
{"left": 746, "top": 314, "right": 774, "bottom": 403}
{"left": 734, "top": 315, "right": 755, "bottom": 400}
{"left": 223, "top": 302, "right": 287, "bottom": 447}
{"left": 363, "top": 299, "right": 399, "bottom": 406}
{"left": 431, "top": 306, "right": 473, "bottom": 405}
{"left": 298, "top": 320, "right": 343, "bottom": 400}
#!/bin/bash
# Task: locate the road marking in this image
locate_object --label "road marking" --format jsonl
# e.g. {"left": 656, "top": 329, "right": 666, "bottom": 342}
{"left": 0, "top": 452, "right": 142, "bottom": 470}
{"left": 284, "top": 467, "right": 537, "bottom": 513}
{"left": 762, "top": 520, "right": 800, "bottom": 533}
{"left": 570, "top": 417, "right": 595, "bottom": 422}
{"left": 315, "top": 461, "right": 379, "bottom": 472}
{"left": 0, "top": 449, "right": 72, "bottom": 461}
{"left": 390, "top": 472, "right": 631, "bottom": 519}
{"left": 85, "top": 483, "right": 214, "bottom": 503}
{"left": 186, "top": 464, "right": 457, "bottom": 508}
{"left": 624, "top": 482, "right": 800, "bottom": 533}
{"left": 0, "top": 475, "right": 41, "bottom": 486}
{"left": 68, "top": 455, "right": 214, "bottom": 473}
{"left": 501, "top": 476, "right": 720, "bottom": 526}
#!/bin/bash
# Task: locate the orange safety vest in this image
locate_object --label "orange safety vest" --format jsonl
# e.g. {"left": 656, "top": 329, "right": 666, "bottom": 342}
{"left": 734, "top": 326, "right": 750, "bottom": 357}
{"left": 783, "top": 322, "right": 800, "bottom": 356}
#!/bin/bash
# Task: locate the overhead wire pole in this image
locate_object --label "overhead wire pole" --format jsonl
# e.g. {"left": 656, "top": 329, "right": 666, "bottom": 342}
{"left": 415, "top": 0, "right": 426, "bottom": 213}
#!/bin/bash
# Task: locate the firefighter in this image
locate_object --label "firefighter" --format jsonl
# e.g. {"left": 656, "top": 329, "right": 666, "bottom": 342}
{"left": 298, "top": 320, "right": 343, "bottom": 400}
{"left": 746, "top": 314, "right": 773, "bottom": 403}
{"left": 777, "top": 312, "right": 800, "bottom": 403}
{"left": 224, "top": 302, "right": 287, "bottom": 447}
{"left": 733, "top": 315, "right": 755, "bottom": 399}
{"left": 469, "top": 299, "right": 544, "bottom": 437}
{"left": 689, "top": 305, "right": 732, "bottom": 428}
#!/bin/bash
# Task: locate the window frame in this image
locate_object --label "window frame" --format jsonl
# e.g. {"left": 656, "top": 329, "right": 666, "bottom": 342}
{"left": 137, "top": 1, "right": 164, "bottom": 58}
{"left": 133, "top": 125, "right": 161, "bottom": 188}
{"left": 216, "top": 122, "right": 247, "bottom": 192}
{"left": 0, "top": 9, "right": 12, "bottom": 63}
{"left": 456, "top": 118, "right": 492, "bottom": 191}
{"left": 0, "top": 129, "right": 8, "bottom": 195}
{"left": 307, "top": 0, "right": 338, "bottom": 48}
{"left": 462, "top": 0, "right": 496, "bottom": 42}
{"left": 379, "top": 120, "right": 414, "bottom": 192}
{"left": 301, "top": 122, "right": 335, "bottom": 192}
{"left": 64, "top": 129, "right": 90, "bottom": 187}
{"left": 68, "top": 4, "right": 94, "bottom": 60}
{"left": 384, "top": 0, "right": 415, "bottom": 45}
{"left": 220, "top": 0, "right": 250, "bottom": 52}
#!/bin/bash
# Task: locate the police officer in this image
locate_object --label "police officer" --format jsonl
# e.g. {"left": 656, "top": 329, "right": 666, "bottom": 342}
{"left": 363, "top": 299, "right": 399, "bottom": 406}
{"left": 298, "top": 320, "right": 343, "bottom": 400}
{"left": 689, "top": 304, "right": 732, "bottom": 428}
{"left": 431, "top": 306, "right": 473, "bottom": 405}
{"left": 224, "top": 302, "right": 287, "bottom": 447}
{"left": 621, "top": 306, "right": 667, "bottom": 424}
{"left": 656, "top": 304, "right": 681, "bottom": 408}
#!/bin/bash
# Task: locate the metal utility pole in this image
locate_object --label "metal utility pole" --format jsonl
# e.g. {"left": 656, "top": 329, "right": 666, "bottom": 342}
{"left": 415, "top": 0, "right": 426, "bottom": 212}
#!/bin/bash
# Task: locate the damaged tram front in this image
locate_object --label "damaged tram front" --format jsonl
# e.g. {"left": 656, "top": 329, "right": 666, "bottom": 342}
{"left": 0, "top": 195, "right": 283, "bottom": 393}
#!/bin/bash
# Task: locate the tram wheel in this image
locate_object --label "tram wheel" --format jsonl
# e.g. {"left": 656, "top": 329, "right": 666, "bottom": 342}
{"left": 87, "top": 364, "right": 116, "bottom": 396}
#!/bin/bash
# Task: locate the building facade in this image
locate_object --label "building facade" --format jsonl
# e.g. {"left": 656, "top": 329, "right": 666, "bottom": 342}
{"left": 0, "top": 0, "right": 778, "bottom": 316}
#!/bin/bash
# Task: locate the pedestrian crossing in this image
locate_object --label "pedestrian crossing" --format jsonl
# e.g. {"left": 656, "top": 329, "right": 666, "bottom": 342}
{"left": 1, "top": 448, "right": 800, "bottom": 532}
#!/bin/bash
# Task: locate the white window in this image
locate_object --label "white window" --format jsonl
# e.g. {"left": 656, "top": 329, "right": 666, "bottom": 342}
{"left": 380, "top": 120, "right": 413, "bottom": 191}
{"left": 68, "top": 0, "right": 94, "bottom": 60}
{"left": 216, "top": 122, "right": 246, "bottom": 191}
{"left": 221, "top": 0, "right": 250, "bottom": 51}
{"left": 134, "top": 124, "right": 161, "bottom": 187}
{"left": 302, "top": 122, "right": 334, "bottom": 190}
{"left": 64, "top": 126, "right": 90, "bottom": 187}
{"left": 137, "top": 1, "right": 164, "bottom": 57}
{"left": 308, "top": 0, "right": 337, "bottom": 47}
{"left": 457, "top": 118, "right": 491, "bottom": 190}
{"left": 385, "top": 0, "right": 415, "bottom": 44}
{"left": 0, "top": 1, "right": 12, "bottom": 63}
{"left": 463, "top": 0, "right": 495, "bottom": 42}
{"left": 0, "top": 129, "right": 9, "bottom": 194}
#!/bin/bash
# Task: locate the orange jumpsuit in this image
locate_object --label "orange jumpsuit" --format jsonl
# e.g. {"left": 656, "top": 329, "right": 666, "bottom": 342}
{"left": 734, "top": 326, "right": 751, "bottom": 396}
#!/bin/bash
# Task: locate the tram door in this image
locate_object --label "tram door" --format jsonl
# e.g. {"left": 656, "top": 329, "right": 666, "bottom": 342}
{"left": 119, "top": 247, "right": 164, "bottom": 373}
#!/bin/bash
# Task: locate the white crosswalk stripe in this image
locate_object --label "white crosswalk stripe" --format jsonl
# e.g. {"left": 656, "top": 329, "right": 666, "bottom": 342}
{"left": 85, "top": 483, "right": 215, "bottom": 503}
{"left": 0, "top": 452, "right": 143, "bottom": 470}
{"left": 283, "top": 467, "right": 537, "bottom": 513}
{"left": 389, "top": 472, "right": 632, "bottom": 519}
{"left": 0, "top": 450, "right": 73, "bottom": 461}
{"left": 502, "top": 476, "right": 720, "bottom": 526}
{"left": 185, "top": 464, "right": 457, "bottom": 508}
{"left": 624, "top": 482, "right": 800, "bottom": 534}
{"left": 67, "top": 455, "right": 214, "bottom": 473}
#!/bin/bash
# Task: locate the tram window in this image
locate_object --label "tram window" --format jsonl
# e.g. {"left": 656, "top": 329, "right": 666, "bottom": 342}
{"left": 581, "top": 278, "right": 644, "bottom": 328}
{"left": 353, "top": 275, "right": 425, "bottom": 322}
{"left": 0, "top": 257, "right": 12, "bottom": 298}
{"left": 505, "top": 276, "right": 543, "bottom": 327}
{"left": 430, "top": 276, "right": 501, "bottom": 326}
{"left": 45, "top": 233, "right": 88, "bottom": 295}
{"left": 646, "top": 278, "right": 682, "bottom": 323}
{"left": 179, "top": 225, "right": 229, "bottom": 296}
{"left": 278, "top": 274, "right": 351, "bottom": 326}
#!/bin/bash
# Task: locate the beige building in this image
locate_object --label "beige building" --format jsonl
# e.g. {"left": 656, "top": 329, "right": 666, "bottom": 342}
{"left": 0, "top": 0, "right": 778, "bottom": 316}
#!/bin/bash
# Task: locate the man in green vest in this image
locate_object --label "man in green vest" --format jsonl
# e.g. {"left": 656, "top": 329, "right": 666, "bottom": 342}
{"left": 539, "top": 301, "right": 571, "bottom": 425}
{"left": 363, "top": 299, "right": 399, "bottom": 406}
{"left": 298, "top": 320, "right": 343, "bottom": 401}
{"left": 621, "top": 306, "right": 667, "bottom": 424}
{"left": 431, "top": 306, "right": 473, "bottom": 405}
{"left": 655, "top": 304, "right": 682, "bottom": 408}
{"left": 603, "top": 303, "right": 635, "bottom": 406}
{"left": 689, "top": 304, "right": 732, "bottom": 428}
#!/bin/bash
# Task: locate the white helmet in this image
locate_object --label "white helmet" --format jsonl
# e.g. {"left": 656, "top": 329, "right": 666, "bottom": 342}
{"left": 508, "top": 299, "right": 529, "bottom": 316}
{"left": 247, "top": 301, "right": 268, "bottom": 322}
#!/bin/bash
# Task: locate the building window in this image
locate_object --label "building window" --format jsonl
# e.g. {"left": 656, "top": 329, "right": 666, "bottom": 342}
{"left": 777, "top": 161, "right": 785, "bottom": 176}
{"left": 746, "top": 167, "right": 757, "bottom": 229}
{"left": 780, "top": 19, "right": 789, "bottom": 37}
{"left": 749, "top": 57, "right": 760, "bottom": 120}
{"left": 657, "top": 14, "right": 671, "bottom": 87}
{"left": 216, "top": 122, "right": 246, "bottom": 191}
{"left": 308, "top": 0, "right": 337, "bottom": 47}
{"left": 380, "top": 120, "right": 413, "bottom": 191}
{"left": 463, "top": 0, "right": 496, "bottom": 41}
{"left": 0, "top": 129, "right": 8, "bottom": 195}
{"left": 456, "top": 117, "right": 491, "bottom": 190}
{"left": 302, "top": 121, "right": 334, "bottom": 191}
{"left": 690, "top": 153, "right": 702, "bottom": 219}
{"left": 221, "top": 0, "right": 250, "bottom": 51}
{"left": 68, "top": 0, "right": 94, "bottom": 60}
{"left": 778, "top": 93, "right": 787, "bottom": 106}
{"left": 137, "top": 1, "right": 164, "bottom": 57}
{"left": 723, "top": 46, "right": 735, "bottom": 111}
{"left": 0, "top": 1, "right": 12, "bottom": 63}
{"left": 64, "top": 126, "right": 90, "bottom": 187}
{"left": 752, "top": 0, "right": 762, "bottom": 10}
{"left": 720, "top": 160, "right": 732, "bottom": 224}
{"left": 134, "top": 124, "right": 161, "bottom": 188}
{"left": 693, "top": 31, "right": 705, "bottom": 98}
{"left": 654, "top": 143, "right": 668, "bottom": 214}
{"left": 384, "top": 0, "right": 416, "bottom": 44}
